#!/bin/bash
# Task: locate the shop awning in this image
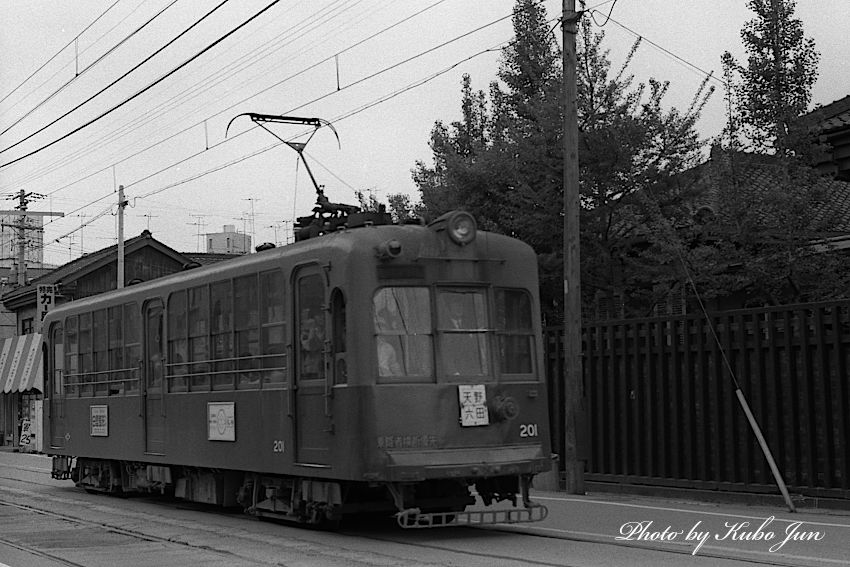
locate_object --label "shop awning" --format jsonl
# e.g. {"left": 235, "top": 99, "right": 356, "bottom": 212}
{"left": 1, "top": 333, "right": 43, "bottom": 393}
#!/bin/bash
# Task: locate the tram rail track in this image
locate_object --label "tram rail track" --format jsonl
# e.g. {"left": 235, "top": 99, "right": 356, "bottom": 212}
{"left": 1, "top": 459, "right": 835, "bottom": 567}
{"left": 0, "top": 497, "right": 266, "bottom": 566}
{"left": 0, "top": 489, "right": 543, "bottom": 567}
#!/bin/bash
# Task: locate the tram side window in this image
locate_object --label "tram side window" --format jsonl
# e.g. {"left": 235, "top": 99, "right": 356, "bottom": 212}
{"left": 331, "top": 289, "right": 346, "bottom": 385}
{"left": 235, "top": 274, "right": 260, "bottom": 389}
{"left": 124, "top": 302, "right": 141, "bottom": 394}
{"left": 260, "top": 270, "right": 286, "bottom": 387}
{"left": 79, "top": 312, "right": 93, "bottom": 397}
{"left": 107, "top": 306, "right": 124, "bottom": 395}
{"left": 64, "top": 316, "right": 78, "bottom": 397}
{"left": 188, "top": 286, "right": 210, "bottom": 391}
{"left": 373, "top": 287, "right": 433, "bottom": 382}
{"left": 93, "top": 310, "right": 108, "bottom": 396}
{"left": 167, "top": 291, "right": 188, "bottom": 392}
{"left": 298, "top": 275, "right": 325, "bottom": 380}
{"left": 211, "top": 280, "right": 234, "bottom": 390}
{"left": 496, "top": 289, "right": 535, "bottom": 376}
{"left": 437, "top": 290, "right": 490, "bottom": 379}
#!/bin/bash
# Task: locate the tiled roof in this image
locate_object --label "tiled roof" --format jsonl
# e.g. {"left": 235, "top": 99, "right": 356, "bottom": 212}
{"left": 821, "top": 110, "right": 850, "bottom": 134}
{"left": 1, "top": 230, "right": 190, "bottom": 305}
{"left": 690, "top": 147, "right": 850, "bottom": 233}
{"left": 805, "top": 95, "right": 850, "bottom": 133}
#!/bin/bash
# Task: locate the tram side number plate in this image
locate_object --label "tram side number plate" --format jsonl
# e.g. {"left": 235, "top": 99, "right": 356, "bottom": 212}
{"left": 458, "top": 384, "right": 489, "bottom": 427}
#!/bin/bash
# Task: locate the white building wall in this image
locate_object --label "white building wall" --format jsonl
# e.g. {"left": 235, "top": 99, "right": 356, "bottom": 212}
{"left": 206, "top": 225, "right": 251, "bottom": 254}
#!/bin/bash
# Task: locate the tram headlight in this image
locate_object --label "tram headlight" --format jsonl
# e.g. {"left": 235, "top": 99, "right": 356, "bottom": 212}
{"left": 446, "top": 211, "right": 477, "bottom": 246}
{"left": 375, "top": 239, "right": 402, "bottom": 260}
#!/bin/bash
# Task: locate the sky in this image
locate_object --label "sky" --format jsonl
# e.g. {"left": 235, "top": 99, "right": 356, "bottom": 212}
{"left": 0, "top": 0, "right": 848, "bottom": 267}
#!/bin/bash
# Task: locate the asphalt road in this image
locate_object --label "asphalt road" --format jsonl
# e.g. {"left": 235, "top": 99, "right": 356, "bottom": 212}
{"left": 1, "top": 449, "right": 848, "bottom": 566}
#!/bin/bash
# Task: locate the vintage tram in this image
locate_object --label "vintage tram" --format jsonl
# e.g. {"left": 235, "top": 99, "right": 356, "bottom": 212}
{"left": 42, "top": 203, "right": 553, "bottom": 527}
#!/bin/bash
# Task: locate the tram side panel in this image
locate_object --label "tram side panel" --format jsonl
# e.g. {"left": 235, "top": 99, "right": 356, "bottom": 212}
{"left": 55, "top": 397, "right": 146, "bottom": 462}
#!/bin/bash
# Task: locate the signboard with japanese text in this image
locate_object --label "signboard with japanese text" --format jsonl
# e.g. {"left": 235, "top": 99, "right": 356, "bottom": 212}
{"left": 208, "top": 402, "right": 236, "bottom": 441}
{"left": 90, "top": 405, "right": 108, "bottom": 436}
{"left": 458, "top": 384, "right": 489, "bottom": 427}
{"left": 37, "top": 284, "right": 57, "bottom": 329}
{"left": 19, "top": 419, "right": 32, "bottom": 446}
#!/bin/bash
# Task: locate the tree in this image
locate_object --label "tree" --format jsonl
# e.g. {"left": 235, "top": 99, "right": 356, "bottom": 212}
{"left": 413, "top": 0, "right": 712, "bottom": 320}
{"left": 705, "top": 0, "right": 850, "bottom": 306}
{"left": 721, "top": 0, "right": 819, "bottom": 156}
{"left": 575, "top": 19, "right": 711, "bottom": 317}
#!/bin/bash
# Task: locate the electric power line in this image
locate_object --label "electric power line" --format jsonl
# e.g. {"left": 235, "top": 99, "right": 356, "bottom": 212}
{"left": 2, "top": 0, "right": 450, "bottom": 194}
{"left": 0, "top": 0, "right": 181, "bottom": 138}
{"left": 0, "top": 0, "right": 122, "bottom": 108}
{"left": 26, "top": 1, "right": 544, "bottom": 255}
{"left": 590, "top": 8, "right": 726, "bottom": 88}
{"left": 29, "top": 37, "right": 509, "bottom": 254}
{"left": 0, "top": 0, "right": 290, "bottom": 170}
{"left": 4, "top": 0, "right": 373, "bottom": 192}
{"left": 0, "top": 0, "right": 234, "bottom": 160}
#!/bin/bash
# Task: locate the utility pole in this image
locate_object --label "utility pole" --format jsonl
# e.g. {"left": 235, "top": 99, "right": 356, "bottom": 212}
{"left": 117, "top": 185, "right": 128, "bottom": 289}
{"left": 562, "top": 0, "right": 585, "bottom": 494}
{"left": 0, "top": 189, "right": 64, "bottom": 286}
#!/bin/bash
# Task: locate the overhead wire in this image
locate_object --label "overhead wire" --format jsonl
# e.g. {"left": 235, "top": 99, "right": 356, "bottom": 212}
{"left": 0, "top": 0, "right": 294, "bottom": 172}
{"left": 0, "top": 0, "right": 181, "bottom": 138}
{"left": 15, "top": 0, "right": 373, "bottom": 192}
{"left": 6, "top": 6, "right": 450, "bottom": 242}
{"left": 2, "top": 0, "right": 357, "bottom": 190}
{"left": 17, "top": 0, "right": 734, "bottom": 275}
{"left": 588, "top": 0, "right": 618, "bottom": 27}
{"left": 0, "top": 0, "right": 123, "bottom": 108}
{"left": 2, "top": 0, "right": 450, "bottom": 195}
{"left": 0, "top": 0, "right": 236, "bottom": 161}
{"left": 590, "top": 8, "right": 725, "bottom": 88}
{"left": 29, "top": 2, "right": 517, "bottom": 251}
{"left": 46, "top": 36, "right": 518, "bottom": 240}
{"left": 0, "top": 0, "right": 149, "bottom": 125}
{"left": 29, "top": 0, "right": 547, "bottom": 254}
{"left": 107, "top": 10, "right": 519, "bottom": 196}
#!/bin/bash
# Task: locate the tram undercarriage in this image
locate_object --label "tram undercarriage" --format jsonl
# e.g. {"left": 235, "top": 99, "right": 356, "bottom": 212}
{"left": 54, "top": 456, "right": 547, "bottom": 528}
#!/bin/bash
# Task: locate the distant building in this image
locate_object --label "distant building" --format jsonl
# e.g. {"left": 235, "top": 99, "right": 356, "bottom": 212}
{"left": 206, "top": 224, "right": 251, "bottom": 254}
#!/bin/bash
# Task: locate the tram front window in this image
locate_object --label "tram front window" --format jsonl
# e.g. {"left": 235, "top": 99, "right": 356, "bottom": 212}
{"left": 438, "top": 290, "right": 490, "bottom": 378}
{"left": 373, "top": 288, "right": 432, "bottom": 381}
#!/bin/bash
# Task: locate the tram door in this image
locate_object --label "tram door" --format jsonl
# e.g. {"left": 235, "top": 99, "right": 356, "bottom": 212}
{"left": 48, "top": 323, "right": 66, "bottom": 449}
{"left": 143, "top": 300, "right": 166, "bottom": 454}
{"left": 293, "top": 267, "right": 332, "bottom": 465}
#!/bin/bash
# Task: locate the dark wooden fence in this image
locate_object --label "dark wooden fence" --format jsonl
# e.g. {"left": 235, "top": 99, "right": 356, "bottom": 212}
{"left": 544, "top": 299, "right": 850, "bottom": 500}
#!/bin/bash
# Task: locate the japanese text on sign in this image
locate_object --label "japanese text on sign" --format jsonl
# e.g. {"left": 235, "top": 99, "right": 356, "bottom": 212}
{"left": 37, "top": 284, "right": 56, "bottom": 322}
{"left": 90, "top": 406, "right": 108, "bottom": 436}
{"left": 458, "top": 384, "right": 489, "bottom": 426}
{"left": 19, "top": 419, "right": 32, "bottom": 446}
